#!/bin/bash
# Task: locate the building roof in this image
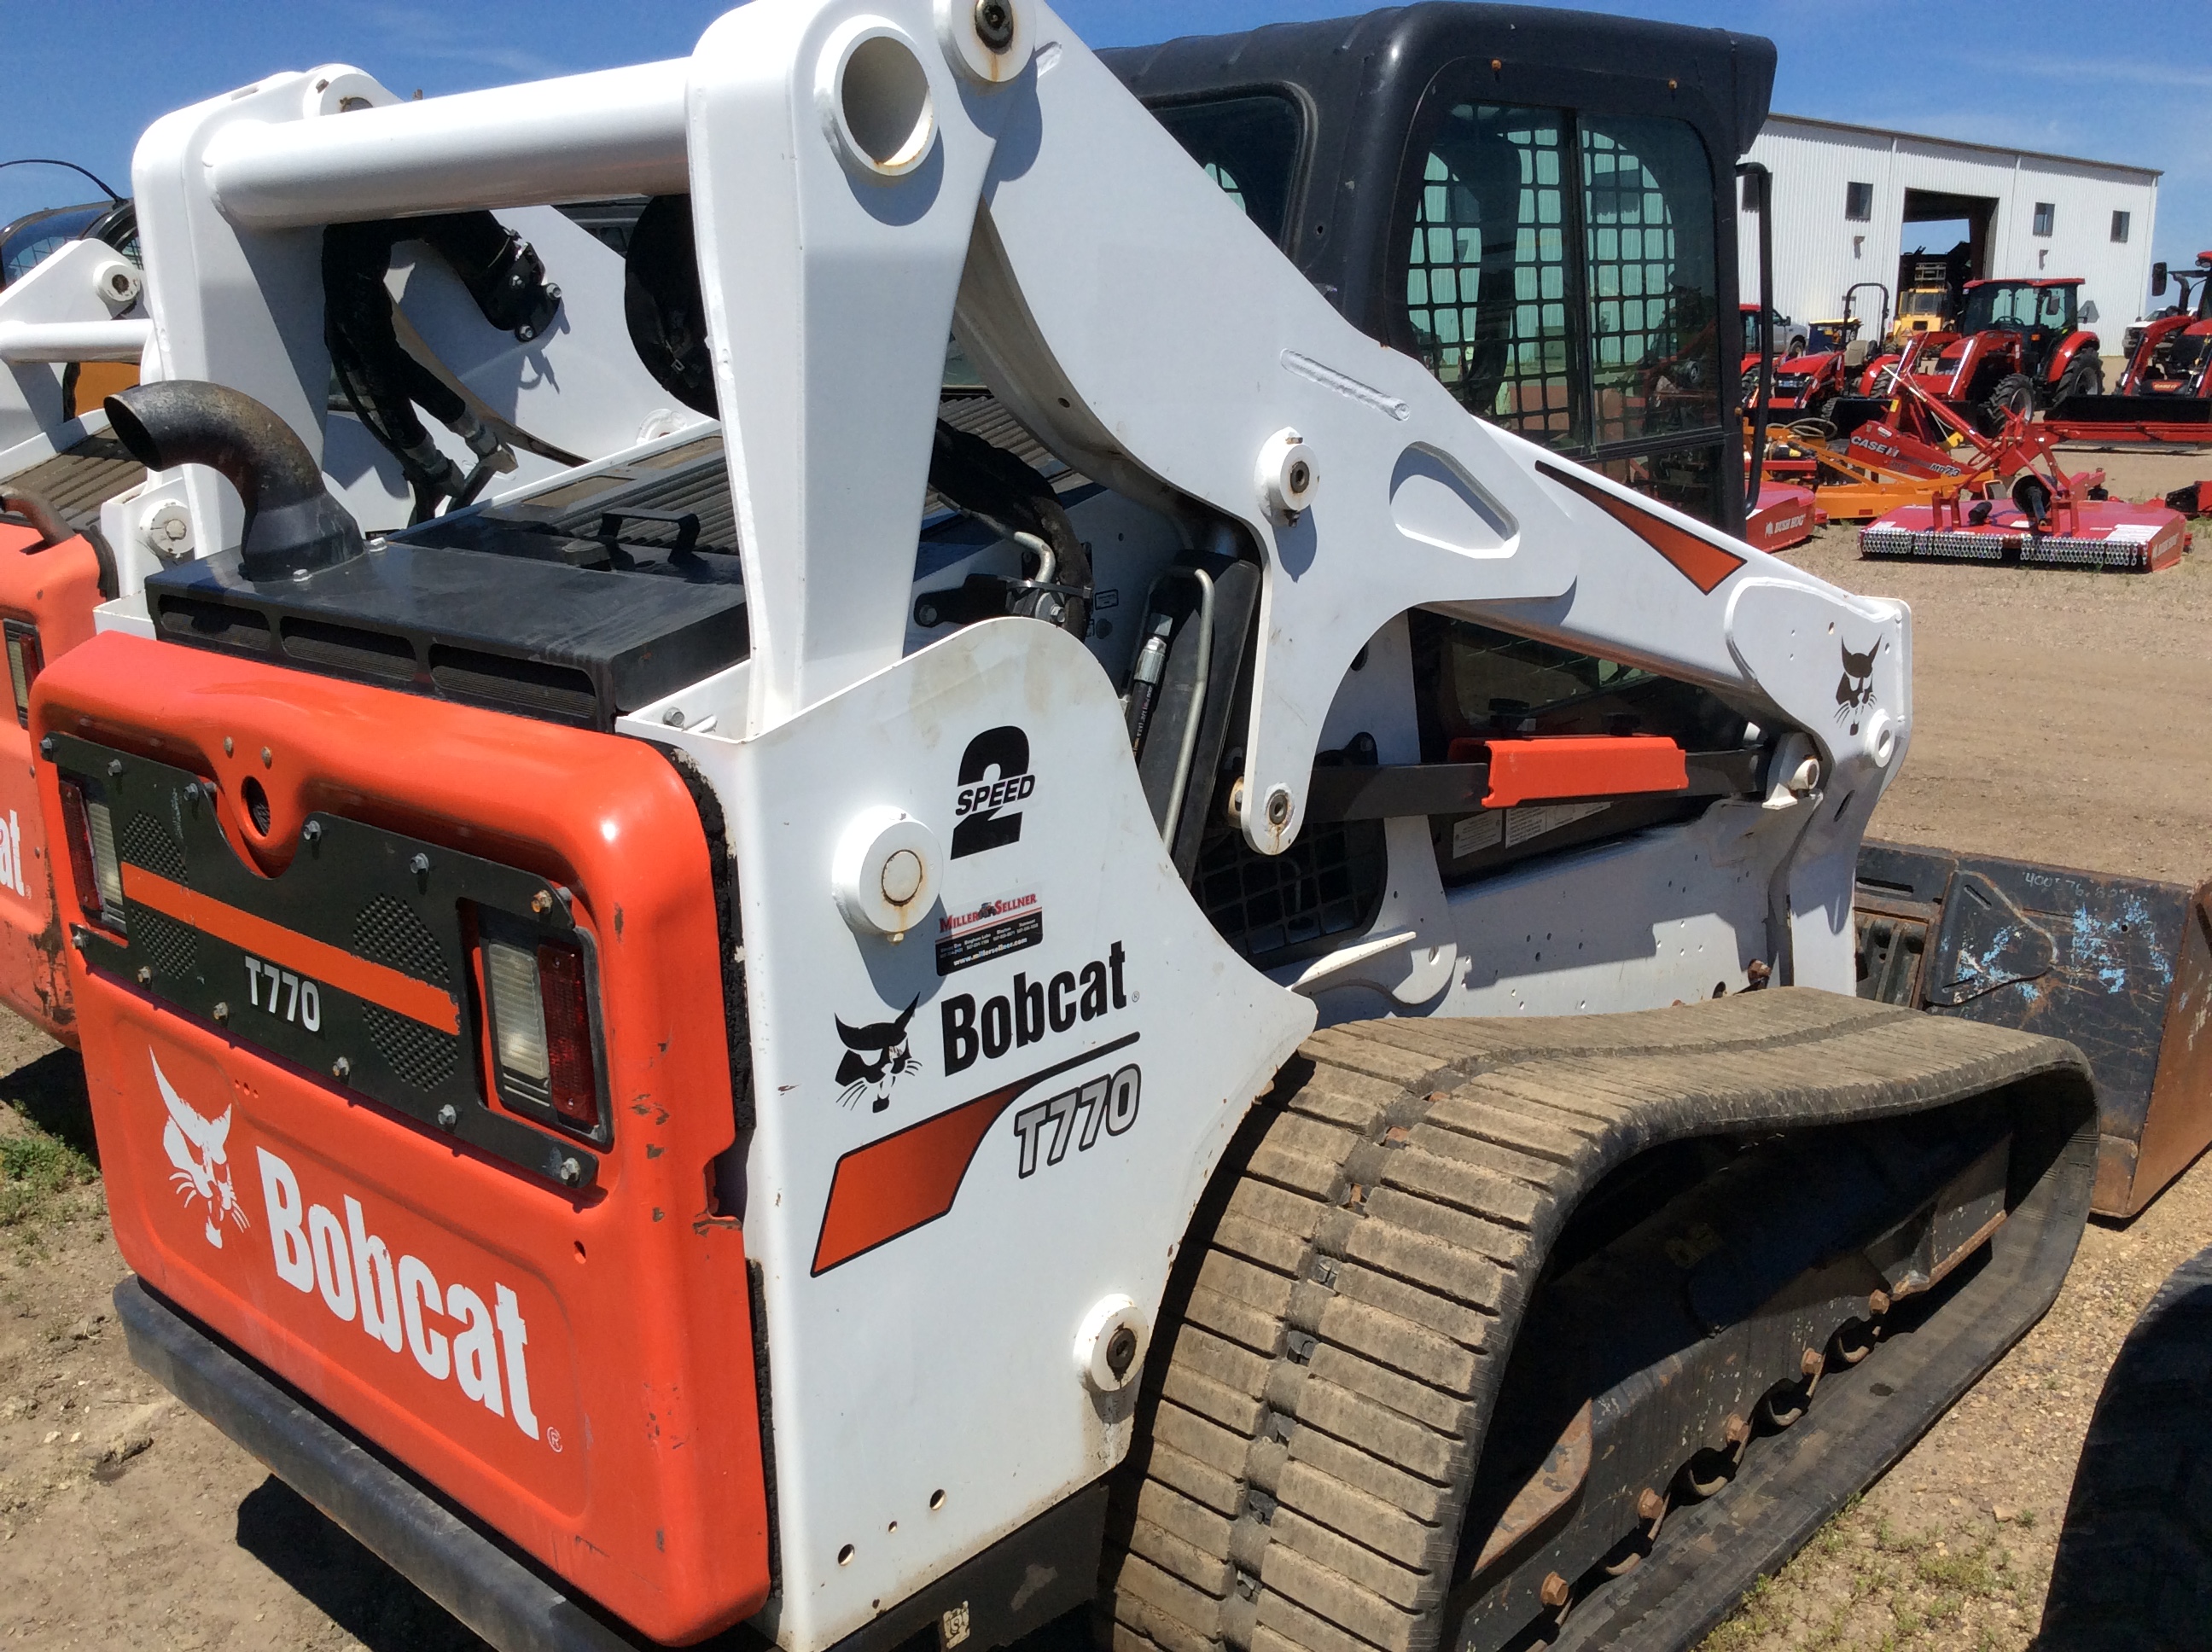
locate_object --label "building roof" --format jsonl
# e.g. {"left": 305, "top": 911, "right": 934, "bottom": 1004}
{"left": 1763, "top": 113, "right": 2161, "bottom": 183}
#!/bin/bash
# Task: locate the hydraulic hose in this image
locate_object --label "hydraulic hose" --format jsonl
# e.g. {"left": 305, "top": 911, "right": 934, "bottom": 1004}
{"left": 104, "top": 381, "right": 364, "bottom": 583}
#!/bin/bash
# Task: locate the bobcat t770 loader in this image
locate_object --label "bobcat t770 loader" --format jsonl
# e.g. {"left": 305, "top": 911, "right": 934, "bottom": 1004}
{"left": 37, "top": 3, "right": 2099, "bottom": 1649}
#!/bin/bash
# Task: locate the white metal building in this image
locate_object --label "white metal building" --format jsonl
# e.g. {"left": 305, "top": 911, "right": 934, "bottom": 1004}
{"left": 1738, "top": 114, "right": 2159, "bottom": 346}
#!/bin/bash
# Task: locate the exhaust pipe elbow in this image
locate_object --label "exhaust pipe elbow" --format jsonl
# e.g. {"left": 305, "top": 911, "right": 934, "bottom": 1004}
{"left": 104, "top": 381, "right": 364, "bottom": 582}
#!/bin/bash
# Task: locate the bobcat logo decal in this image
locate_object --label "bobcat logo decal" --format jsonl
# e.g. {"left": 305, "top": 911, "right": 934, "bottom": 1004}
{"left": 155, "top": 1053, "right": 247, "bottom": 1249}
{"left": 1836, "top": 638, "right": 1878, "bottom": 724}
{"left": 835, "top": 998, "right": 923, "bottom": 1112}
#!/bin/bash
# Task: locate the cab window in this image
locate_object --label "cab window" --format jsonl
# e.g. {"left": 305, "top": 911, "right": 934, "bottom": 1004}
{"left": 1402, "top": 104, "right": 1578, "bottom": 447}
{"left": 1579, "top": 114, "right": 1720, "bottom": 446}
{"left": 1390, "top": 70, "right": 1730, "bottom": 526}
{"left": 1148, "top": 93, "right": 1303, "bottom": 250}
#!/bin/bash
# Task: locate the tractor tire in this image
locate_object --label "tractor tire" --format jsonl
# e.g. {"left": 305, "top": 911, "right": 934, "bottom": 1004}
{"left": 1982, "top": 373, "right": 2037, "bottom": 430}
{"left": 1100, "top": 991, "right": 2094, "bottom": 1652}
{"left": 2059, "top": 353, "right": 2104, "bottom": 402}
{"left": 2038, "top": 1242, "right": 2212, "bottom": 1651}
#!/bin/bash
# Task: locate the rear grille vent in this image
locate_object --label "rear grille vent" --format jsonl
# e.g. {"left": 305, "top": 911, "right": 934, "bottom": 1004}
{"left": 155, "top": 596, "right": 271, "bottom": 654}
{"left": 428, "top": 646, "right": 598, "bottom": 724}
{"left": 119, "top": 811, "right": 185, "bottom": 882}
{"left": 116, "top": 813, "right": 193, "bottom": 978}
{"left": 282, "top": 620, "right": 417, "bottom": 680}
{"left": 352, "top": 894, "right": 449, "bottom": 986}
{"left": 352, "top": 897, "right": 458, "bottom": 1091}
{"left": 131, "top": 908, "right": 200, "bottom": 981}
{"left": 364, "top": 1003, "right": 459, "bottom": 1091}
{"left": 1196, "top": 818, "right": 1388, "bottom": 966}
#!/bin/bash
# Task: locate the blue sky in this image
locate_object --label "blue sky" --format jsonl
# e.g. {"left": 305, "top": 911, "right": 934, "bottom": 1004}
{"left": 5, "top": 1, "right": 2206, "bottom": 300}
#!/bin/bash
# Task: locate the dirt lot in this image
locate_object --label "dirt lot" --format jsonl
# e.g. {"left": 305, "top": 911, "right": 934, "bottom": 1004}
{"left": 2, "top": 448, "right": 2210, "bottom": 1650}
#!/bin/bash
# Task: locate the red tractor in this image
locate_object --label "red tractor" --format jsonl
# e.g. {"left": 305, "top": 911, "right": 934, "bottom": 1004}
{"left": 1863, "top": 276, "right": 2102, "bottom": 431}
{"left": 2045, "top": 253, "right": 2212, "bottom": 444}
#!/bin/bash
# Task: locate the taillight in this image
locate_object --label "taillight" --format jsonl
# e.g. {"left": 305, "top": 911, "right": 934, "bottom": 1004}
{"left": 482, "top": 931, "right": 600, "bottom": 1135}
{"left": 57, "top": 779, "right": 125, "bottom": 934}
{"left": 4, "top": 620, "right": 43, "bottom": 728}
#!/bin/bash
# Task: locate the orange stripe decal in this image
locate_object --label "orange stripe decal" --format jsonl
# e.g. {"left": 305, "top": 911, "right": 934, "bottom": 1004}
{"left": 119, "top": 864, "right": 461, "bottom": 1034}
{"left": 812, "top": 1032, "right": 1140, "bottom": 1275}
{"left": 1536, "top": 460, "right": 1748, "bottom": 594}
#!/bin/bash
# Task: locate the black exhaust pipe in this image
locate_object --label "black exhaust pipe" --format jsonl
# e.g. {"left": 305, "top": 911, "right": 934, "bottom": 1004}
{"left": 104, "top": 381, "right": 364, "bottom": 583}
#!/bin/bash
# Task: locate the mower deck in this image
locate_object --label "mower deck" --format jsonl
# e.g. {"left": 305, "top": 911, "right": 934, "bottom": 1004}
{"left": 1861, "top": 497, "right": 2189, "bottom": 571}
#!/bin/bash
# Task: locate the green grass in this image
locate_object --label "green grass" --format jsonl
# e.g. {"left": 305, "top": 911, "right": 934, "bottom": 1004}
{"left": 0, "top": 1124, "right": 96, "bottom": 1232}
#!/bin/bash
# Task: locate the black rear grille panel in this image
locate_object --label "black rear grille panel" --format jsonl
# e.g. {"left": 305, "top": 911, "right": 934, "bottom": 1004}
{"left": 1196, "top": 818, "right": 1388, "bottom": 967}
{"left": 49, "top": 731, "right": 603, "bottom": 1192}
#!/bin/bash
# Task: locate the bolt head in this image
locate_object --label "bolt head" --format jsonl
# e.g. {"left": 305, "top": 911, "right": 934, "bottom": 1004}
{"left": 973, "top": 0, "right": 1015, "bottom": 49}
{"left": 38, "top": 736, "right": 54, "bottom": 759}
{"left": 212, "top": 1001, "right": 230, "bottom": 1022}
{"left": 410, "top": 852, "right": 431, "bottom": 876}
{"left": 532, "top": 890, "right": 554, "bottom": 915}
{"left": 1105, "top": 1325, "right": 1138, "bottom": 1379}
{"left": 1540, "top": 1573, "right": 1570, "bottom": 1609}
{"left": 260, "top": 746, "right": 273, "bottom": 769}
{"left": 301, "top": 820, "right": 322, "bottom": 843}
{"left": 436, "top": 1102, "right": 458, "bottom": 1129}
{"left": 107, "top": 759, "right": 122, "bottom": 777}
{"left": 136, "top": 966, "right": 151, "bottom": 986}
{"left": 1637, "top": 1487, "right": 1666, "bottom": 1522}
{"left": 880, "top": 848, "right": 924, "bottom": 906}
{"left": 1264, "top": 786, "right": 1293, "bottom": 828}
{"left": 558, "top": 1156, "right": 584, "bottom": 1187}
{"left": 224, "top": 736, "right": 234, "bottom": 756}
{"left": 333, "top": 1056, "right": 352, "bottom": 1080}
{"left": 662, "top": 706, "right": 686, "bottom": 728}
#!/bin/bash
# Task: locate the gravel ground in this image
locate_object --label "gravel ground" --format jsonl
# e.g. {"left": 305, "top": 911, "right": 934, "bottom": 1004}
{"left": 1, "top": 445, "right": 2209, "bottom": 1650}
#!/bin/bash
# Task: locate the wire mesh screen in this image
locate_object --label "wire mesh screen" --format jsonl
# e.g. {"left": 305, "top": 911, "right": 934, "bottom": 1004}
{"left": 1403, "top": 106, "right": 1578, "bottom": 446}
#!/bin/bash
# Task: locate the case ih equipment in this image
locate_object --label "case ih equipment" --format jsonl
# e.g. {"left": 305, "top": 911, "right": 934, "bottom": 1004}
{"left": 33, "top": 4, "right": 2212, "bottom": 1651}
{"left": 1860, "top": 277, "right": 2103, "bottom": 433}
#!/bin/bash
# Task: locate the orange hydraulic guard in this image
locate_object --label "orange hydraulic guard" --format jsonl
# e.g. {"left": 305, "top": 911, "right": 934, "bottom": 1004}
{"left": 32, "top": 631, "right": 770, "bottom": 1646}
{"left": 0, "top": 514, "right": 106, "bottom": 1044}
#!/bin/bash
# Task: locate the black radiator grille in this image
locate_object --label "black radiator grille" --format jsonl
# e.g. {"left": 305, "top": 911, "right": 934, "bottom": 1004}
{"left": 1196, "top": 819, "right": 1388, "bottom": 967}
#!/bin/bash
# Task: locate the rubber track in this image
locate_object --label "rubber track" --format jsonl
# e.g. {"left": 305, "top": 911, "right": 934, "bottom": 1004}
{"left": 1101, "top": 987, "right": 2093, "bottom": 1652}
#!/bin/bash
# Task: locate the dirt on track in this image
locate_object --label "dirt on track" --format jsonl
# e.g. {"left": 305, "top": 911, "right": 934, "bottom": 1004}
{"left": 3, "top": 449, "right": 2211, "bottom": 1651}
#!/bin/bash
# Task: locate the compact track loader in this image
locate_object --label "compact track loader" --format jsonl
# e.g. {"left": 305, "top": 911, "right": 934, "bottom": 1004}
{"left": 28, "top": 4, "right": 2113, "bottom": 1651}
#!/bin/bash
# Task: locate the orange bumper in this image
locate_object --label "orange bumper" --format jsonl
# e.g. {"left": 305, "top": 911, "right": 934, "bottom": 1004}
{"left": 34, "top": 631, "right": 770, "bottom": 1645}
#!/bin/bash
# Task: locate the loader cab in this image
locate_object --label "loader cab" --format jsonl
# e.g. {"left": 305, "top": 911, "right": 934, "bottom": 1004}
{"left": 1107, "top": 5, "right": 1772, "bottom": 534}
{"left": 0, "top": 199, "right": 137, "bottom": 289}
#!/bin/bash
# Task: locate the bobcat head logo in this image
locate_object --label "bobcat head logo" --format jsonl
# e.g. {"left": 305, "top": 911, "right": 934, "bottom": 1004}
{"left": 835, "top": 998, "right": 922, "bottom": 1112}
{"left": 1836, "top": 639, "right": 1877, "bottom": 723}
{"left": 155, "top": 1053, "right": 247, "bottom": 1249}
